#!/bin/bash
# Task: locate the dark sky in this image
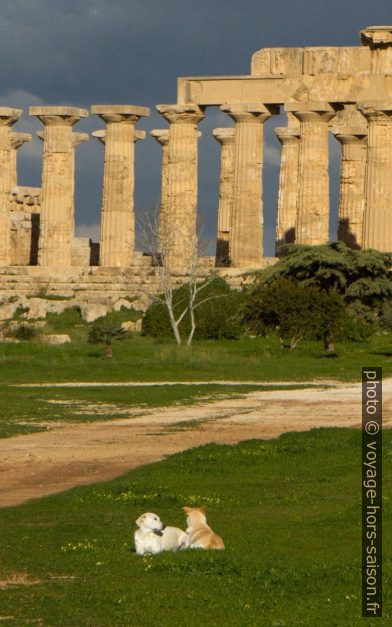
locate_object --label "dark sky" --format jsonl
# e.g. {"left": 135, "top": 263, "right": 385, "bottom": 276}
{"left": 3, "top": 0, "right": 391, "bottom": 255}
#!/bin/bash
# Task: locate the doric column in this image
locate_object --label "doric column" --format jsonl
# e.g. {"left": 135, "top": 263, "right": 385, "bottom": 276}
{"left": 0, "top": 108, "right": 23, "bottom": 266}
{"left": 91, "top": 105, "right": 150, "bottom": 267}
{"left": 359, "top": 102, "right": 392, "bottom": 252}
{"left": 30, "top": 106, "right": 88, "bottom": 266}
{"left": 156, "top": 103, "right": 204, "bottom": 268}
{"left": 221, "top": 103, "right": 277, "bottom": 267}
{"left": 150, "top": 129, "right": 170, "bottom": 253}
{"left": 70, "top": 133, "right": 89, "bottom": 237}
{"left": 212, "top": 127, "right": 235, "bottom": 266}
{"left": 10, "top": 132, "right": 32, "bottom": 188}
{"left": 286, "top": 102, "right": 336, "bottom": 246}
{"left": 331, "top": 127, "right": 367, "bottom": 249}
{"left": 275, "top": 119, "right": 300, "bottom": 254}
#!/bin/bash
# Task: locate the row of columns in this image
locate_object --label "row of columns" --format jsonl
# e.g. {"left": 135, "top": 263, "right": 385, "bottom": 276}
{"left": 1, "top": 100, "right": 392, "bottom": 269}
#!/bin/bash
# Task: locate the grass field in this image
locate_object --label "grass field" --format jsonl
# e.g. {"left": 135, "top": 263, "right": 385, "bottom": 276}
{"left": 0, "top": 331, "right": 391, "bottom": 385}
{"left": 0, "top": 428, "right": 390, "bottom": 626}
{"left": 0, "top": 382, "right": 277, "bottom": 439}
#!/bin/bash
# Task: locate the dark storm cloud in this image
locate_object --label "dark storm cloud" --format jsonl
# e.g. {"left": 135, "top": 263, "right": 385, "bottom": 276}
{"left": 1, "top": 0, "right": 391, "bottom": 253}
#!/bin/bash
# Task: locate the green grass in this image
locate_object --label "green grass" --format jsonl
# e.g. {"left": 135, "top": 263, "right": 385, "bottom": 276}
{"left": 0, "top": 428, "right": 390, "bottom": 625}
{"left": 0, "top": 383, "right": 273, "bottom": 439}
{"left": 0, "top": 331, "right": 391, "bottom": 385}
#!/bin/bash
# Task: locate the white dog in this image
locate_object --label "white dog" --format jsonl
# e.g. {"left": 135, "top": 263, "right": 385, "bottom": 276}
{"left": 134, "top": 512, "right": 189, "bottom": 555}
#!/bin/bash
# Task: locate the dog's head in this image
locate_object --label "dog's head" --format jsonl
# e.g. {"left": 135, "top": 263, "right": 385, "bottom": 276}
{"left": 182, "top": 506, "right": 207, "bottom": 526}
{"left": 135, "top": 512, "right": 165, "bottom": 533}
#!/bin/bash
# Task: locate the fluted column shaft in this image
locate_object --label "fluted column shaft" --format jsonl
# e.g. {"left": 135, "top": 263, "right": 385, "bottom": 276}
{"left": 0, "top": 108, "right": 23, "bottom": 266}
{"left": 156, "top": 104, "right": 204, "bottom": 268}
{"left": 332, "top": 129, "right": 367, "bottom": 248}
{"left": 287, "top": 103, "right": 335, "bottom": 245}
{"left": 30, "top": 106, "right": 88, "bottom": 266}
{"left": 212, "top": 127, "right": 235, "bottom": 266}
{"left": 275, "top": 127, "right": 300, "bottom": 253}
{"left": 150, "top": 129, "right": 170, "bottom": 253}
{"left": 10, "top": 132, "right": 32, "bottom": 189}
{"left": 91, "top": 105, "right": 150, "bottom": 267}
{"left": 221, "top": 104, "right": 277, "bottom": 267}
{"left": 359, "top": 103, "right": 392, "bottom": 252}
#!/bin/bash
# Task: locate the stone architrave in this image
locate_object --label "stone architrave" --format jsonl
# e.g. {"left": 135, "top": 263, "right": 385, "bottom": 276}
{"left": 0, "top": 108, "right": 23, "bottom": 266}
{"left": 30, "top": 106, "right": 88, "bottom": 266}
{"left": 221, "top": 103, "right": 278, "bottom": 267}
{"left": 212, "top": 127, "right": 235, "bottom": 266}
{"left": 286, "top": 102, "right": 336, "bottom": 246}
{"left": 359, "top": 102, "right": 392, "bottom": 252}
{"left": 150, "top": 129, "right": 170, "bottom": 253}
{"left": 91, "top": 105, "right": 150, "bottom": 267}
{"left": 156, "top": 104, "right": 205, "bottom": 268}
{"left": 275, "top": 115, "right": 300, "bottom": 254}
{"left": 10, "top": 132, "right": 32, "bottom": 189}
{"left": 331, "top": 127, "right": 367, "bottom": 249}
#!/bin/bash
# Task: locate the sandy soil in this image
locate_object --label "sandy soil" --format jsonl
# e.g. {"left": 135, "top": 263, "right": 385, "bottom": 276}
{"left": 1, "top": 379, "right": 390, "bottom": 508}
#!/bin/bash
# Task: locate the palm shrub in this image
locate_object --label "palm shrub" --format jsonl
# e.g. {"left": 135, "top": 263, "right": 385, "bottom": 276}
{"left": 88, "top": 322, "right": 127, "bottom": 357}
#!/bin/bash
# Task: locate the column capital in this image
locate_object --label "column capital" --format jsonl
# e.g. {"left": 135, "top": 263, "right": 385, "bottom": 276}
{"left": 285, "top": 101, "right": 337, "bottom": 123}
{"left": 275, "top": 127, "right": 300, "bottom": 144}
{"left": 221, "top": 103, "right": 278, "bottom": 123}
{"left": 212, "top": 127, "right": 235, "bottom": 145}
{"left": 93, "top": 129, "right": 145, "bottom": 144}
{"left": 360, "top": 26, "right": 392, "bottom": 48}
{"left": 10, "top": 132, "right": 32, "bottom": 149}
{"left": 357, "top": 102, "right": 392, "bottom": 121}
{"left": 72, "top": 132, "right": 89, "bottom": 147}
{"left": 91, "top": 104, "right": 150, "bottom": 124}
{"left": 0, "top": 108, "right": 23, "bottom": 126}
{"left": 150, "top": 129, "right": 170, "bottom": 146}
{"left": 331, "top": 127, "right": 367, "bottom": 145}
{"left": 29, "top": 106, "right": 88, "bottom": 126}
{"left": 156, "top": 103, "right": 205, "bottom": 124}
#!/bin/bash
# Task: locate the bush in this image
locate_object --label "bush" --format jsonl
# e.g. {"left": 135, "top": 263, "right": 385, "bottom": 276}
{"left": 11, "top": 324, "right": 38, "bottom": 341}
{"left": 240, "top": 278, "right": 348, "bottom": 349}
{"left": 142, "top": 278, "right": 244, "bottom": 340}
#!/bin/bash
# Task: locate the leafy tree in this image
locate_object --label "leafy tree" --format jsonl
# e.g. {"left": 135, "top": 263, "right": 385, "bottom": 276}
{"left": 258, "top": 243, "right": 392, "bottom": 313}
{"left": 88, "top": 322, "right": 126, "bottom": 358}
{"left": 241, "top": 278, "right": 347, "bottom": 351}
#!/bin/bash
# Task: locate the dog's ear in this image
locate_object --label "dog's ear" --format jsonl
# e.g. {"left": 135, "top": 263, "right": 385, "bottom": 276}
{"left": 199, "top": 506, "right": 206, "bottom": 512}
{"left": 135, "top": 514, "right": 145, "bottom": 527}
{"left": 182, "top": 506, "right": 191, "bottom": 513}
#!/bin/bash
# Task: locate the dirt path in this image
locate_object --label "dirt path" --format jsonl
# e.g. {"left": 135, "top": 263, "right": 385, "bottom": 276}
{"left": 1, "top": 379, "right": 391, "bottom": 508}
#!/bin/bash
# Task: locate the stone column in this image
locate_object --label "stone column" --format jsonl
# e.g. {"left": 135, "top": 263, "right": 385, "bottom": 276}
{"left": 359, "top": 102, "right": 392, "bottom": 252}
{"left": 221, "top": 103, "right": 277, "bottom": 267}
{"left": 212, "top": 127, "right": 235, "bottom": 266}
{"left": 10, "top": 132, "right": 32, "bottom": 188}
{"left": 150, "top": 129, "right": 170, "bottom": 253}
{"left": 91, "top": 105, "right": 150, "bottom": 267}
{"left": 286, "top": 102, "right": 336, "bottom": 246}
{"left": 275, "top": 120, "right": 300, "bottom": 254}
{"left": 0, "top": 108, "right": 23, "bottom": 266}
{"left": 331, "top": 127, "right": 367, "bottom": 249}
{"left": 70, "top": 132, "right": 89, "bottom": 237}
{"left": 156, "top": 104, "right": 204, "bottom": 268}
{"left": 92, "top": 129, "right": 146, "bottom": 144}
{"left": 30, "top": 106, "right": 88, "bottom": 266}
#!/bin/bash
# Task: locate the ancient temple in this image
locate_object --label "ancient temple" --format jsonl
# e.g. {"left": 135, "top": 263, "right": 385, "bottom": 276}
{"left": 1, "top": 25, "right": 392, "bottom": 300}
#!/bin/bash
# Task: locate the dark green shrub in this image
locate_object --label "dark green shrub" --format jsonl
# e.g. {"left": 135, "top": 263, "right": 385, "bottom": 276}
{"left": 12, "top": 324, "right": 38, "bottom": 341}
{"left": 142, "top": 278, "right": 244, "bottom": 340}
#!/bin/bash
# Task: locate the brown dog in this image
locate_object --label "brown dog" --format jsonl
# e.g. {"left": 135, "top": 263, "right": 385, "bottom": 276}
{"left": 183, "top": 506, "right": 225, "bottom": 549}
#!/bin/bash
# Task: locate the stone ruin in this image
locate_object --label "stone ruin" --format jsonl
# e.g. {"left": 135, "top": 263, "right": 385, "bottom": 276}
{"left": 1, "top": 25, "right": 392, "bottom": 312}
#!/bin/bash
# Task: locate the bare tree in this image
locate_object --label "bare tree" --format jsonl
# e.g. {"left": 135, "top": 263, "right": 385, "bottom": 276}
{"left": 137, "top": 207, "right": 221, "bottom": 346}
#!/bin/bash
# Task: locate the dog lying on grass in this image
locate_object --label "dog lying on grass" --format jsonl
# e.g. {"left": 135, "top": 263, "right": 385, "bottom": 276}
{"left": 134, "top": 512, "right": 189, "bottom": 555}
{"left": 183, "top": 506, "right": 225, "bottom": 550}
